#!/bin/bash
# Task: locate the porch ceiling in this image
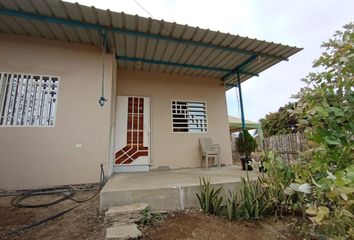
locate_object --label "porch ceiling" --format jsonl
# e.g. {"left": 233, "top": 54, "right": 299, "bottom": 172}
{"left": 0, "top": 0, "right": 302, "bottom": 89}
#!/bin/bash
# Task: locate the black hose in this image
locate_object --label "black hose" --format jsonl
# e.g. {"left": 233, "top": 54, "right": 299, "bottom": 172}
{"left": 6, "top": 164, "right": 105, "bottom": 237}
{"left": 11, "top": 186, "right": 75, "bottom": 208}
{"left": 11, "top": 164, "right": 105, "bottom": 208}
{"left": 70, "top": 164, "right": 105, "bottom": 203}
{"left": 4, "top": 205, "right": 79, "bottom": 238}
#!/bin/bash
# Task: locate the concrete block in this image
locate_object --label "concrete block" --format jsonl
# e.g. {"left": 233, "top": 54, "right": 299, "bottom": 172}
{"left": 101, "top": 188, "right": 181, "bottom": 211}
{"left": 105, "top": 203, "right": 149, "bottom": 224}
{"left": 105, "top": 223, "right": 142, "bottom": 240}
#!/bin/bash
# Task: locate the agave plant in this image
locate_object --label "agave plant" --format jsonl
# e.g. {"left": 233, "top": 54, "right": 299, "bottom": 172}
{"left": 226, "top": 190, "right": 239, "bottom": 220}
{"left": 236, "top": 177, "right": 273, "bottom": 220}
{"left": 196, "top": 177, "right": 223, "bottom": 215}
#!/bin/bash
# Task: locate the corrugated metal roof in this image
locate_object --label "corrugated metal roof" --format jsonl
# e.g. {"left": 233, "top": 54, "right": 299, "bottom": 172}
{"left": 0, "top": 0, "right": 302, "bottom": 88}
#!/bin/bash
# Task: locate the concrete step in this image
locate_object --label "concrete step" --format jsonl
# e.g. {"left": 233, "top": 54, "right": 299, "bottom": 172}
{"left": 105, "top": 203, "right": 149, "bottom": 225}
{"left": 105, "top": 223, "right": 142, "bottom": 240}
{"left": 100, "top": 167, "right": 260, "bottom": 211}
{"left": 100, "top": 182, "right": 240, "bottom": 211}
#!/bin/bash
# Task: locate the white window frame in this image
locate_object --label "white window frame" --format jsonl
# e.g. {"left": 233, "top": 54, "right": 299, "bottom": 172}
{"left": 171, "top": 100, "right": 208, "bottom": 133}
{"left": 0, "top": 72, "right": 60, "bottom": 127}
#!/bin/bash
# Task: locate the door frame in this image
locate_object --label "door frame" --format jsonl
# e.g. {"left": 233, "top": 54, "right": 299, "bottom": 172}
{"left": 113, "top": 95, "right": 151, "bottom": 172}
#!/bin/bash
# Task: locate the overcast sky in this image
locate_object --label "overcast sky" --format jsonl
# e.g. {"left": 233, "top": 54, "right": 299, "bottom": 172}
{"left": 67, "top": 0, "right": 354, "bottom": 122}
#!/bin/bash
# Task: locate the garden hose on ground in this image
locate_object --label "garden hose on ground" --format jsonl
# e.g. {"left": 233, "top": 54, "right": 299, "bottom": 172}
{"left": 4, "top": 164, "right": 105, "bottom": 238}
{"left": 11, "top": 163, "right": 105, "bottom": 207}
{"left": 4, "top": 205, "right": 80, "bottom": 238}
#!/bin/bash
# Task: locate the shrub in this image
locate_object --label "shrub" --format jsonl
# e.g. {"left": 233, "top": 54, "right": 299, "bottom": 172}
{"left": 260, "top": 102, "right": 300, "bottom": 137}
{"left": 235, "top": 130, "right": 258, "bottom": 158}
{"left": 292, "top": 22, "right": 354, "bottom": 239}
{"left": 262, "top": 23, "right": 354, "bottom": 239}
{"left": 260, "top": 151, "right": 303, "bottom": 216}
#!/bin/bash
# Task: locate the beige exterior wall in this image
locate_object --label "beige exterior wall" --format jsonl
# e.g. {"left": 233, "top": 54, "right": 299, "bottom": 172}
{"left": 0, "top": 34, "right": 114, "bottom": 190}
{"left": 0, "top": 34, "right": 232, "bottom": 189}
{"left": 117, "top": 69, "right": 232, "bottom": 169}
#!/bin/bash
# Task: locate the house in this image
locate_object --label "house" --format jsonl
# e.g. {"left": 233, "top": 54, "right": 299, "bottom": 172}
{"left": 0, "top": 0, "right": 301, "bottom": 190}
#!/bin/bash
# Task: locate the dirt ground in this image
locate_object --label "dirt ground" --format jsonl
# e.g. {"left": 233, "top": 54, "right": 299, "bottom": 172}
{"left": 0, "top": 191, "right": 299, "bottom": 240}
{"left": 142, "top": 209, "right": 299, "bottom": 240}
{"left": 0, "top": 191, "right": 105, "bottom": 240}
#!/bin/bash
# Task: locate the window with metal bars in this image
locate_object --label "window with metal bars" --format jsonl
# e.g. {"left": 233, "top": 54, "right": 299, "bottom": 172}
{"left": 0, "top": 72, "right": 59, "bottom": 127}
{"left": 172, "top": 100, "right": 207, "bottom": 133}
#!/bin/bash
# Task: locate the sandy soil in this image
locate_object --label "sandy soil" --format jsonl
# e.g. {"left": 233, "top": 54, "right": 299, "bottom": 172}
{"left": 0, "top": 191, "right": 105, "bottom": 240}
{"left": 0, "top": 191, "right": 299, "bottom": 240}
{"left": 142, "top": 209, "right": 299, "bottom": 240}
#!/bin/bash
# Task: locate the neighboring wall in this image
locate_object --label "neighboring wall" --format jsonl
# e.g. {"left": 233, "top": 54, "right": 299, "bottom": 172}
{"left": 0, "top": 34, "right": 114, "bottom": 190}
{"left": 117, "top": 69, "right": 232, "bottom": 169}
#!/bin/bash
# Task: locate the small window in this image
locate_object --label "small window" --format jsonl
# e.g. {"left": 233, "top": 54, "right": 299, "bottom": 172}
{"left": 172, "top": 100, "right": 207, "bottom": 133}
{"left": 0, "top": 72, "right": 59, "bottom": 127}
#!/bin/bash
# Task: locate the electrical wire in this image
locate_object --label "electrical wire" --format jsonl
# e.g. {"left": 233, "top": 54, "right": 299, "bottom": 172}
{"left": 132, "top": 0, "right": 207, "bottom": 69}
{"left": 99, "top": 30, "right": 107, "bottom": 107}
{"left": 133, "top": 0, "right": 172, "bottom": 35}
{"left": 235, "top": 85, "right": 241, "bottom": 118}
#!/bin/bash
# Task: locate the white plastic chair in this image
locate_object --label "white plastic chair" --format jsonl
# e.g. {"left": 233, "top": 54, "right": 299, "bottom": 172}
{"left": 199, "top": 138, "right": 221, "bottom": 168}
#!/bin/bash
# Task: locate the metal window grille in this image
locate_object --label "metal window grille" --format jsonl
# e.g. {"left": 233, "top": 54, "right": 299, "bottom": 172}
{"left": 0, "top": 72, "right": 59, "bottom": 127}
{"left": 172, "top": 100, "right": 207, "bottom": 133}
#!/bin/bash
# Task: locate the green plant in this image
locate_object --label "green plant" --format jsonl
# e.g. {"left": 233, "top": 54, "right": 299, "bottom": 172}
{"left": 226, "top": 176, "right": 273, "bottom": 220}
{"left": 196, "top": 177, "right": 223, "bottom": 215}
{"left": 291, "top": 23, "right": 354, "bottom": 239}
{"left": 237, "top": 177, "right": 273, "bottom": 220}
{"left": 260, "top": 151, "right": 304, "bottom": 216}
{"left": 261, "top": 23, "right": 354, "bottom": 239}
{"left": 260, "top": 102, "right": 300, "bottom": 137}
{"left": 235, "top": 130, "right": 258, "bottom": 158}
{"left": 140, "top": 207, "right": 152, "bottom": 225}
{"left": 301, "top": 166, "right": 354, "bottom": 239}
{"left": 151, "top": 212, "right": 164, "bottom": 221}
{"left": 197, "top": 175, "right": 274, "bottom": 220}
{"left": 140, "top": 210, "right": 166, "bottom": 225}
{"left": 226, "top": 190, "right": 239, "bottom": 220}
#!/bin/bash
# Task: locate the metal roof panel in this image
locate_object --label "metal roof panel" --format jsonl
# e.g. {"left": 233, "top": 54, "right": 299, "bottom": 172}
{"left": 0, "top": 0, "right": 302, "bottom": 87}
{"left": 0, "top": 0, "right": 18, "bottom": 10}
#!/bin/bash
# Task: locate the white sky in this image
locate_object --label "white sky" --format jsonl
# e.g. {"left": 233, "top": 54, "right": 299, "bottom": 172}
{"left": 67, "top": 0, "right": 354, "bottom": 121}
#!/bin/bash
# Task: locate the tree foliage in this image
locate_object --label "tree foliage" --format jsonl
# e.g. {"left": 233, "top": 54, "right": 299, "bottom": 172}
{"left": 235, "top": 130, "right": 258, "bottom": 158}
{"left": 292, "top": 22, "right": 354, "bottom": 238}
{"left": 263, "top": 23, "right": 354, "bottom": 239}
{"left": 260, "top": 102, "right": 299, "bottom": 137}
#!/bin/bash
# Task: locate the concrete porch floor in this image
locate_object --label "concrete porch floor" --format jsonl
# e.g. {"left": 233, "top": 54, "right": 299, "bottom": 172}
{"left": 100, "top": 166, "right": 260, "bottom": 211}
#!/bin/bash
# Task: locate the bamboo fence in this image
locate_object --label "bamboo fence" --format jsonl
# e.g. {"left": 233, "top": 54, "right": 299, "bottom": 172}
{"left": 262, "top": 132, "right": 306, "bottom": 162}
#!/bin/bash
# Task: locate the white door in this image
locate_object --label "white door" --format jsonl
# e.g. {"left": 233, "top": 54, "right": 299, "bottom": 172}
{"left": 114, "top": 96, "right": 150, "bottom": 172}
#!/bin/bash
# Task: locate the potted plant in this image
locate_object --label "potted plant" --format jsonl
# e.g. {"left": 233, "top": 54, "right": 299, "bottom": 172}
{"left": 235, "top": 130, "right": 258, "bottom": 170}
